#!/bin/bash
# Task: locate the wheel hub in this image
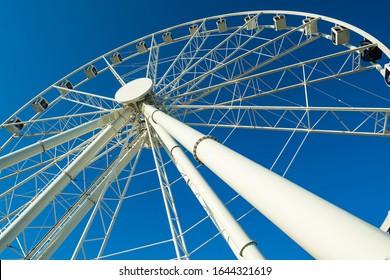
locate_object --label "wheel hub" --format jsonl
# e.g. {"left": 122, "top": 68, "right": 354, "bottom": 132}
{"left": 114, "top": 78, "right": 154, "bottom": 110}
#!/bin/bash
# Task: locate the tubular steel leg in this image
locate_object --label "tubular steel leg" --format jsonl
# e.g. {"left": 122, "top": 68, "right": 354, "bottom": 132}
{"left": 143, "top": 104, "right": 390, "bottom": 260}
{"left": 0, "top": 108, "right": 134, "bottom": 252}
{"left": 148, "top": 118, "right": 264, "bottom": 259}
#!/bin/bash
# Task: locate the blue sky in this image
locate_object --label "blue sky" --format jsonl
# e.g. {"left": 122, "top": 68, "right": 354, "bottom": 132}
{"left": 0, "top": 0, "right": 390, "bottom": 260}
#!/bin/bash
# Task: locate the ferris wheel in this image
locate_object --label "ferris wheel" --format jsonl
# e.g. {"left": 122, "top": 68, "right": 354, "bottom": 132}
{"left": 0, "top": 10, "right": 390, "bottom": 260}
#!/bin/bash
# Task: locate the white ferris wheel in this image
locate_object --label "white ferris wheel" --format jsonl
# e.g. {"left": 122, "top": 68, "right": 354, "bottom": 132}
{"left": 0, "top": 10, "right": 390, "bottom": 260}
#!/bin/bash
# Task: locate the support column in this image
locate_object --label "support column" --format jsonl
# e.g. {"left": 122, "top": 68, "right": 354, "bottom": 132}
{"left": 148, "top": 118, "right": 264, "bottom": 259}
{"left": 143, "top": 104, "right": 390, "bottom": 260}
{"left": 0, "top": 108, "right": 134, "bottom": 252}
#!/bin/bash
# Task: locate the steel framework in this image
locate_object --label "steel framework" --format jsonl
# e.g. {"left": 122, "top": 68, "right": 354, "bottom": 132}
{"left": 0, "top": 10, "right": 390, "bottom": 260}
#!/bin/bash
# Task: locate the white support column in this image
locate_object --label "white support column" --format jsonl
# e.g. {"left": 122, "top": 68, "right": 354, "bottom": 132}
{"left": 380, "top": 211, "right": 390, "bottom": 234}
{"left": 143, "top": 104, "right": 390, "bottom": 260}
{"left": 0, "top": 108, "right": 134, "bottom": 252}
{"left": 148, "top": 118, "right": 264, "bottom": 260}
{"left": 0, "top": 111, "right": 122, "bottom": 171}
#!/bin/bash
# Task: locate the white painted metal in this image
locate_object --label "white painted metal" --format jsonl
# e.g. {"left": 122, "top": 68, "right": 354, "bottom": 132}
{"left": 169, "top": 105, "right": 390, "bottom": 113}
{"left": 381, "top": 211, "right": 390, "bottom": 234}
{"left": 146, "top": 35, "right": 159, "bottom": 85}
{"left": 145, "top": 120, "right": 189, "bottom": 260}
{"left": 103, "top": 56, "right": 125, "bottom": 86}
{"left": 155, "top": 19, "right": 208, "bottom": 90}
{"left": 30, "top": 133, "right": 145, "bottom": 260}
{"left": 143, "top": 104, "right": 390, "bottom": 260}
{"left": 115, "top": 78, "right": 153, "bottom": 105}
{"left": 0, "top": 111, "right": 123, "bottom": 171}
{"left": 158, "top": 21, "right": 211, "bottom": 94}
{"left": 147, "top": 118, "right": 264, "bottom": 260}
{"left": 161, "top": 18, "right": 320, "bottom": 99}
{"left": 95, "top": 141, "right": 144, "bottom": 259}
{"left": 2, "top": 10, "right": 386, "bottom": 128}
{"left": 2, "top": 10, "right": 390, "bottom": 260}
{"left": 0, "top": 107, "right": 134, "bottom": 252}
{"left": 168, "top": 105, "right": 390, "bottom": 137}
{"left": 163, "top": 43, "right": 375, "bottom": 104}
{"left": 71, "top": 10, "right": 388, "bottom": 74}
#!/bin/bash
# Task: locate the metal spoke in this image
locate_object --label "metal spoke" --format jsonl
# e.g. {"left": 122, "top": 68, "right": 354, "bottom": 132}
{"left": 25, "top": 132, "right": 145, "bottom": 259}
{"left": 156, "top": 19, "right": 209, "bottom": 90}
{"left": 159, "top": 18, "right": 321, "bottom": 101}
{"left": 145, "top": 119, "right": 189, "bottom": 260}
{"left": 146, "top": 35, "right": 159, "bottom": 85}
{"left": 156, "top": 14, "right": 265, "bottom": 97}
{"left": 102, "top": 57, "right": 126, "bottom": 86}
{"left": 163, "top": 44, "right": 377, "bottom": 110}
{"left": 169, "top": 105, "right": 390, "bottom": 136}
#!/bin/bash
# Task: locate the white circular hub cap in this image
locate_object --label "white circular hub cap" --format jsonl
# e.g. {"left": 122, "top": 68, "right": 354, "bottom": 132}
{"left": 115, "top": 77, "right": 153, "bottom": 105}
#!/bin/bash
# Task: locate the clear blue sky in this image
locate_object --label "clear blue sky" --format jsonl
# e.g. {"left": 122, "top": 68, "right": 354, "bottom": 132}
{"left": 0, "top": 0, "right": 389, "bottom": 260}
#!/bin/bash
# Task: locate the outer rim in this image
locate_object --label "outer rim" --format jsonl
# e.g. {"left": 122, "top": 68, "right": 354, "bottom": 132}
{"left": 3, "top": 10, "right": 390, "bottom": 123}
{"left": 102, "top": 10, "right": 390, "bottom": 62}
